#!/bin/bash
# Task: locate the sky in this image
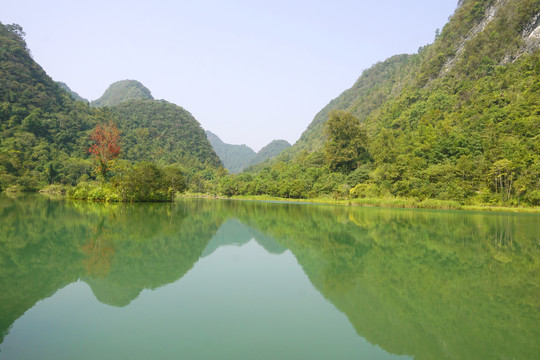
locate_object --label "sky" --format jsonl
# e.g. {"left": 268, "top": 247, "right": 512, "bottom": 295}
{"left": 2, "top": 0, "right": 458, "bottom": 151}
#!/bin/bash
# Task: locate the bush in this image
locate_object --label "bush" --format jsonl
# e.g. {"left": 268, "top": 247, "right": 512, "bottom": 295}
{"left": 350, "top": 183, "right": 380, "bottom": 198}
{"left": 524, "top": 190, "right": 540, "bottom": 206}
{"left": 70, "top": 162, "right": 186, "bottom": 202}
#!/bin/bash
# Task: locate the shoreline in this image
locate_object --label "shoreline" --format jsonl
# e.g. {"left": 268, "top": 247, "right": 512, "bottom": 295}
{"left": 180, "top": 193, "right": 540, "bottom": 214}
{"left": 5, "top": 191, "right": 540, "bottom": 214}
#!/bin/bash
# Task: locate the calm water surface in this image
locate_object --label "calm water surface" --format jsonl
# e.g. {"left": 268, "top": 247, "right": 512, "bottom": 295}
{"left": 0, "top": 195, "right": 538, "bottom": 359}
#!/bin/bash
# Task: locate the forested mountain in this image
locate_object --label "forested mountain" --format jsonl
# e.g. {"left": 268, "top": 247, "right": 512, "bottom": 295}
{"left": 0, "top": 22, "right": 220, "bottom": 192}
{"left": 233, "top": 0, "right": 540, "bottom": 206}
{"left": 90, "top": 80, "right": 153, "bottom": 108}
{"left": 284, "top": 54, "right": 415, "bottom": 158}
{"left": 205, "top": 131, "right": 256, "bottom": 173}
{"left": 285, "top": 0, "right": 540, "bottom": 158}
{"left": 0, "top": 21, "right": 97, "bottom": 191}
{"left": 206, "top": 131, "right": 290, "bottom": 173}
{"left": 110, "top": 100, "right": 221, "bottom": 169}
{"left": 248, "top": 140, "right": 291, "bottom": 167}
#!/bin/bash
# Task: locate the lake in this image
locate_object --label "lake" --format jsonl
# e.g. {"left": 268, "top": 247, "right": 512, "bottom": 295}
{"left": 0, "top": 195, "right": 538, "bottom": 359}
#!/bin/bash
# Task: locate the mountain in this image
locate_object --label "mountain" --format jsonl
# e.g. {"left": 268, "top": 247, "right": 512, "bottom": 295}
{"left": 283, "top": 54, "right": 414, "bottom": 159}
{"left": 0, "top": 22, "right": 220, "bottom": 191}
{"left": 110, "top": 99, "right": 221, "bottom": 169}
{"left": 284, "top": 0, "right": 540, "bottom": 157}
{"left": 248, "top": 139, "right": 291, "bottom": 167}
{"left": 206, "top": 130, "right": 256, "bottom": 173}
{"left": 57, "top": 81, "right": 87, "bottom": 103}
{"left": 244, "top": 0, "right": 540, "bottom": 205}
{"left": 206, "top": 131, "right": 291, "bottom": 173}
{"left": 90, "top": 80, "right": 153, "bottom": 107}
{"left": 91, "top": 80, "right": 221, "bottom": 169}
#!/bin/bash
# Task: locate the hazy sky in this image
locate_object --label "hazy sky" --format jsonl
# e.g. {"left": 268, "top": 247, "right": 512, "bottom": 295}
{"left": 2, "top": 0, "right": 458, "bottom": 151}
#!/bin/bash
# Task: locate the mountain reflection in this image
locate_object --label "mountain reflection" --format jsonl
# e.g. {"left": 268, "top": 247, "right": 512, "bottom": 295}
{"left": 0, "top": 195, "right": 538, "bottom": 359}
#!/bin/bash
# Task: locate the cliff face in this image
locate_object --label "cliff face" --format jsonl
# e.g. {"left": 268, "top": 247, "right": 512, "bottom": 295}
{"left": 520, "top": 11, "right": 540, "bottom": 55}
{"left": 443, "top": 0, "right": 540, "bottom": 73}
{"left": 442, "top": 0, "right": 506, "bottom": 74}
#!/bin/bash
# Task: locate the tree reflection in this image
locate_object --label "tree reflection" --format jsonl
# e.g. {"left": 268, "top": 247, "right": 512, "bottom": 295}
{"left": 82, "top": 222, "right": 115, "bottom": 277}
{"left": 230, "top": 201, "right": 540, "bottom": 360}
{"left": 0, "top": 196, "right": 538, "bottom": 359}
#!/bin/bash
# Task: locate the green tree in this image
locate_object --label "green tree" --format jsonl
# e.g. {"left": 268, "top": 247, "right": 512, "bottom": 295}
{"left": 323, "top": 111, "right": 369, "bottom": 173}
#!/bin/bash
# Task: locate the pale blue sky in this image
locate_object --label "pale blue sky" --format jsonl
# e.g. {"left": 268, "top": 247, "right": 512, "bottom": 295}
{"left": 2, "top": 0, "right": 458, "bottom": 151}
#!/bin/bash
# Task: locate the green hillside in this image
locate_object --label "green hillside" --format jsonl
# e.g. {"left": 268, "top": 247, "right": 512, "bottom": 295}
{"left": 286, "top": 0, "right": 540, "bottom": 157}
{"left": 233, "top": 0, "right": 540, "bottom": 206}
{"left": 0, "top": 22, "right": 97, "bottom": 191}
{"left": 111, "top": 100, "right": 221, "bottom": 169}
{"left": 206, "top": 130, "right": 256, "bottom": 173}
{"left": 248, "top": 140, "right": 291, "bottom": 167}
{"left": 90, "top": 80, "right": 153, "bottom": 107}
{"left": 206, "top": 131, "right": 290, "bottom": 173}
{"left": 285, "top": 54, "right": 415, "bottom": 158}
{"left": 0, "top": 22, "right": 220, "bottom": 194}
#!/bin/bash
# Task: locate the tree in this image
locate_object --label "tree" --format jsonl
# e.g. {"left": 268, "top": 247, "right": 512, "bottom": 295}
{"left": 87, "top": 121, "right": 121, "bottom": 180}
{"left": 163, "top": 165, "right": 187, "bottom": 199}
{"left": 5, "top": 23, "right": 27, "bottom": 49}
{"left": 323, "top": 110, "right": 369, "bottom": 173}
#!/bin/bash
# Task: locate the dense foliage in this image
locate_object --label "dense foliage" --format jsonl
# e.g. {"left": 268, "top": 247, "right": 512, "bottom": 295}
{"left": 70, "top": 161, "right": 187, "bottom": 202}
{"left": 0, "top": 21, "right": 98, "bottom": 191}
{"left": 323, "top": 111, "right": 369, "bottom": 173}
{"left": 110, "top": 99, "right": 221, "bottom": 170}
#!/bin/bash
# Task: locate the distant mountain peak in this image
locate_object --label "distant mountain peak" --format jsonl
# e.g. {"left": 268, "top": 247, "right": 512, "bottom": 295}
{"left": 248, "top": 139, "right": 291, "bottom": 167}
{"left": 206, "top": 131, "right": 291, "bottom": 173}
{"left": 56, "top": 81, "right": 87, "bottom": 102}
{"left": 205, "top": 131, "right": 256, "bottom": 173}
{"left": 91, "top": 79, "right": 153, "bottom": 107}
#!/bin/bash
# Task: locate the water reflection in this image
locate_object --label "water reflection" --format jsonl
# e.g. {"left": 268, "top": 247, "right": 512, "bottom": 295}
{"left": 0, "top": 195, "right": 538, "bottom": 359}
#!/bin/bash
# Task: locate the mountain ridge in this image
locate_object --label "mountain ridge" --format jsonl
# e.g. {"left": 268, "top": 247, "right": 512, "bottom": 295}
{"left": 206, "top": 131, "right": 290, "bottom": 173}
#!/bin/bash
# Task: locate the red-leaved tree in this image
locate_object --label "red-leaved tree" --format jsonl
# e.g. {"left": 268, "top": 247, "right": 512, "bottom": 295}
{"left": 87, "top": 121, "right": 121, "bottom": 179}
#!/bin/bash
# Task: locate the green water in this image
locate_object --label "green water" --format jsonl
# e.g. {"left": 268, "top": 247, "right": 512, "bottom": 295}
{"left": 0, "top": 195, "right": 538, "bottom": 359}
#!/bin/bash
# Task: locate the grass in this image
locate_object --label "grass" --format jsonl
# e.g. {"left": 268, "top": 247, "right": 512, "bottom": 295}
{"left": 27, "top": 188, "right": 540, "bottom": 213}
